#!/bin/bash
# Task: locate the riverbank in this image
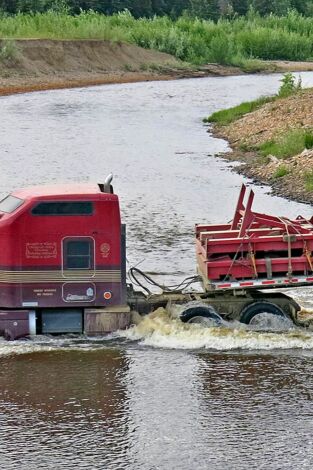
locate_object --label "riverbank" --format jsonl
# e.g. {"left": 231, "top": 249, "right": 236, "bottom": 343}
{"left": 2, "top": 39, "right": 313, "bottom": 96}
{"left": 208, "top": 87, "right": 313, "bottom": 204}
{"left": 0, "top": 39, "right": 185, "bottom": 96}
{"left": 0, "top": 39, "right": 247, "bottom": 96}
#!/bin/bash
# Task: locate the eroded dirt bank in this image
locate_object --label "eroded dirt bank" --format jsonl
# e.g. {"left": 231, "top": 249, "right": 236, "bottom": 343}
{"left": 0, "top": 39, "right": 240, "bottom": 95}
{"left": 2, "top": 39, "right": 313, "bottom": 96}
{"left": 0, "top": 39, "right": 181, "bottom": 95}
{"left": 210, "top": 88, "right": 313, "bottom": 204}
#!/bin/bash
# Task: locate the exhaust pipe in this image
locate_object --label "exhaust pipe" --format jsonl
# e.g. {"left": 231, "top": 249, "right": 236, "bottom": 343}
{"left": 99, "top": 173, "right": 114, "bottom": 193}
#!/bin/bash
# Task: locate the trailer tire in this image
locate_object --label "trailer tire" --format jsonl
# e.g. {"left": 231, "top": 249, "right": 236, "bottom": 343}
{"left": 240, "top": 301, "right": 286, "bottom": 325}
{"left": 180, "top": 306, "right": 222, "bottom": 325}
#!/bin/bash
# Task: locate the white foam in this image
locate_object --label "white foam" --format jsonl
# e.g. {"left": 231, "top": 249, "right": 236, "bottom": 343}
{"left": 0, "top": 334, "right": 116, "bottom": 357}
{"left": 119, "top": 309, "right": 313, "bottom": 351}
{"left": 0, "top": 341, "right": 54, "bottom": 357}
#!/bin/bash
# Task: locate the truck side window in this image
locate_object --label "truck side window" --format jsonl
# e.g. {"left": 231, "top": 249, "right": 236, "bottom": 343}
{"left": 64, "top": 239, "right": 93, "bottom": 270}
{"left": 32, "top": 202, "right": 93, "bottom": 215}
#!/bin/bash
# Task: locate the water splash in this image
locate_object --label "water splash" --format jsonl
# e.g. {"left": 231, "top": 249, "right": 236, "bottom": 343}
{"left": 119, "top": 308, "right": 313, "bottom": 351}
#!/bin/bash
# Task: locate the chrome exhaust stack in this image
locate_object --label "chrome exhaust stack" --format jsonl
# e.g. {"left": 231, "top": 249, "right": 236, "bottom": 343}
{"left": 99, "top": 173, "right": 114, "bottom": 193}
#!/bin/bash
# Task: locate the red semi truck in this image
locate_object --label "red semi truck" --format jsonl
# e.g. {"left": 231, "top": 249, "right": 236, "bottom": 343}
{"left": 0, "top": 177, "right": 312, "bottom": 340}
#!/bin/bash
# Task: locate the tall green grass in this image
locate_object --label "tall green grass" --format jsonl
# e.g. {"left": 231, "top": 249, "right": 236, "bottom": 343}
{"left": 0, "top": 10, "right": 312, "bottom": 66}
{"left": 305, "top": 171, "right": 313, "bottom": 191}
{"left": 259, "top": 129, "right": 313, "bottom": 158}
{"left": 204, "top": 96, "right": 275, "bottom": 125}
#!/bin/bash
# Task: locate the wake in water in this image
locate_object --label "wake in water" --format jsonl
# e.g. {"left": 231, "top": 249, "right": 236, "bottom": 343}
{"left": 1, "top": 308, "right": 313, "bottom": 357}
{"left": 119, "top": 308, "right": 313, "bottom": 351}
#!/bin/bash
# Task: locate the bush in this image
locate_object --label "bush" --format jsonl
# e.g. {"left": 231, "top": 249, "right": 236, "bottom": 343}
{"left": 278, "top": 72, "right": 302, "bottom": 98}
{"left": 0, "top": 39, "right": 18, "bottom": 62}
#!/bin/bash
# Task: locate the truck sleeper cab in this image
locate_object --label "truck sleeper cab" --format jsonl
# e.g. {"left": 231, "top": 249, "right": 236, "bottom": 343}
{"left": 0, "top": 180, "right": 129, "bottom": 339}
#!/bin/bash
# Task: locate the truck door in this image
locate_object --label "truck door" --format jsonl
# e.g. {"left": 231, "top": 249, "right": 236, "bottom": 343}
{"left": 62, "top": 236, "right": 96, "bottom": 303}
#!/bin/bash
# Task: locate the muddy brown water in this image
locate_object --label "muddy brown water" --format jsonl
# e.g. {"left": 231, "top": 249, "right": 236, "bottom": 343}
{"left": 1, "top": 73, "right": 313, "bottom": 469}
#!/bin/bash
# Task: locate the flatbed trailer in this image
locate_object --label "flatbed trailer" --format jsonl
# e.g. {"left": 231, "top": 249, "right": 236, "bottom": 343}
{"left": 0, "top": 179, "right": 312, "bottom": 340}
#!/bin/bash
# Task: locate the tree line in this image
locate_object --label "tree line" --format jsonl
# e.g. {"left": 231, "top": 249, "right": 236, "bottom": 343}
{"left": 0, "top": 0, "right": 312, "bottom": 18}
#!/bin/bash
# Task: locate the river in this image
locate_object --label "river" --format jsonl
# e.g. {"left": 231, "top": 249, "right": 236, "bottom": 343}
{"left": 1, "top": 73, "right": 313, "bottom": 469}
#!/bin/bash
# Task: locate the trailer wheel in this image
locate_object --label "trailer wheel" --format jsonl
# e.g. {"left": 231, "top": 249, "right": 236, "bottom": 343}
{"left": 180, "top": 306, "right": 222, "bottom": 326}
{"left": 240, "top": 301, "right": 286, "bottom": 325}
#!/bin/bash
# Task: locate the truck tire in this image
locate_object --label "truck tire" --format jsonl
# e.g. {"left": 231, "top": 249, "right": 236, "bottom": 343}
{"left": 180, "top": 305, "right": 222, "bottom": 325}
{"left": 240, "top": 301, "right": 286, "bottom": 325}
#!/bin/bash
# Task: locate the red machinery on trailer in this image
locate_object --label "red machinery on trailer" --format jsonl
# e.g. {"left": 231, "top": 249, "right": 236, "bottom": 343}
{"left": 0, "top": 179, "right": 312, "bottom": 340}
{"left": 196, "top": 184, "right": 313, "bottom": 290}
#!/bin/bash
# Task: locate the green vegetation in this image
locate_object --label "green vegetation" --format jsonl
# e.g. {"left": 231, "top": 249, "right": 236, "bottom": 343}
{"left": 259, "top": 129, "right": 313, "bottom": 158}
{"left": 1, "top": 0, "right": 313, "bottom": 18}
{"left": 0, "top": 10, "right": 313, "bottom": 67}
{"left": 273, "top": 165, "right": 289, "bottom": 178}
{"left": 305, "top": 171, "right": 313, "bottom": 191}
{"left": 278, "top": 72, "right": 302, "bottom": 97}
{"left": 205, "top": 72, "right": 304, "bottom": 125}
{"left": 0, "top": 39, "right": 18, "bottom": 62}
{"left": 204, "top": 96, "right": 275, "bottom": 125}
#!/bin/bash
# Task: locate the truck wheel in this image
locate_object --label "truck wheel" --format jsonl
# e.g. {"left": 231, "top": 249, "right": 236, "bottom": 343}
{"left": 180, "top": 306, "right": 222, "bottom": 326}
{"left": 240, "top": 301, "right": 286, "bottom": 325}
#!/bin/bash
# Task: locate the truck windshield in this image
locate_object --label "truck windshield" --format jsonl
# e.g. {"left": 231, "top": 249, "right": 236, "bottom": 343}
{"left": 0, "top": 195, "right": 24, "bottom": 213}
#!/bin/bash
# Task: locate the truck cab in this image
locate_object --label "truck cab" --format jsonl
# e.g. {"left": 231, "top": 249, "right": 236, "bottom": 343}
{"left": 0, "top": 180, "right": 128, "bottom": 338}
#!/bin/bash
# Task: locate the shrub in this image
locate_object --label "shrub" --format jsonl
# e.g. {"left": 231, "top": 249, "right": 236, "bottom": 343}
{"left": 278, "top": 72, "right": 302, "bottom": 98}
{"left": 0, "top": 39, "right": 18, "bottom": 62}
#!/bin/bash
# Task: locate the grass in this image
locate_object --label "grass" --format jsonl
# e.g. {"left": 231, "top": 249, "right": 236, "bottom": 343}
{"left": 273, "top": 165, "right": 289, "bottom": 178}
{"left": 204, "top": 96, "right": 275, "bottom": 125}
{"left": 0, "top": 10, "right": 312, "bottom": 68}
{"left": 259, "top": 129, "right": 313, "bottom": 158}
{"left": 204, "top": 70, "right": 306, "bottom": 126}
{"left": 305, "top": 171, "right": 313, "bottom": 191}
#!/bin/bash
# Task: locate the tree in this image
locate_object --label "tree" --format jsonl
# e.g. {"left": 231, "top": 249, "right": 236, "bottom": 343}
{"left": 16, "top": 0, "right": 52, "bottom": 12}
{"left": 151, "top": 0, "right": 168, "bottom": 15}
{"left": 290, "top": 0, "right": 307, "bottom": 13}
{"left": 250, "top": 0, "right": 274, "bottom": 15}
{"left": 272, "top": 0, "right": 292, "bottom": 14}
{"left": 111, "top": 0, "right": 153, "bottom": 17}
{"left": 305, "top": 1, "right": 313, "bottom": 15}
{"left": 218, "top": 0, "right": 233, "bottom": 16}
{"left": 232, "top": 0, "right": 249, "bottom": 15}
{"left": 168, "top": 0, "right": 191, "bottom": 17}
{"left": 67, "top": 0, "right": 97, "bottom": 13}
{"left": 0, "top": 0, "right": 18, "bottom": 13}
{"left": 131, "top": 0, "right": 153, "bottom": 17}
{"left": 190, "top": 0, "right": 220, "bottom": 20}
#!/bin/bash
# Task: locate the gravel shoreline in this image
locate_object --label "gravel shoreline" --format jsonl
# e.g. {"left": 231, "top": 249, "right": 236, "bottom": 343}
{"left": 209, "top": 88, "right": 313, "bottom": 205}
